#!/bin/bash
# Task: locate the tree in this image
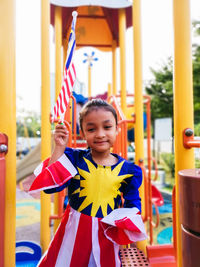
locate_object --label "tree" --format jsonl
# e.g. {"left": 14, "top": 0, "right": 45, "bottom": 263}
{"left": 192, "top": 20, "right": 200, "bottom": 123}
{"left": 145, "top": 20, "right": 200, "bottom": 126}
{"left": 17, "top": 111, "right": 41, "bottom": 137}
{"left": 145, "top": 58, "right": 173, "bottom": 123}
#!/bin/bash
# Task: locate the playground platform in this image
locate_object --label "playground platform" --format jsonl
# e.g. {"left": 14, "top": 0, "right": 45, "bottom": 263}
{"left": 16, "top": 189, "right": 41, "bottom": 245}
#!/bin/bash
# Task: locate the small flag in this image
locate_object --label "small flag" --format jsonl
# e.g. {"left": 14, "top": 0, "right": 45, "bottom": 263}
{"left": 51, "top": 11, "right": 78, "bottom": 123}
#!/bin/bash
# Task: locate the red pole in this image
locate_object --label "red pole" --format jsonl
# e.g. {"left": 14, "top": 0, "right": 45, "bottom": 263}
{"left": 0, "top": 133, "right": 8, "bottom": 267}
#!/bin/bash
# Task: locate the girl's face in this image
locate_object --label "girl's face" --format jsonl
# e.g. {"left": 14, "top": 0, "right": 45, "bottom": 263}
{"left": 80, "top": 108, "right": 118, "bottom": 153}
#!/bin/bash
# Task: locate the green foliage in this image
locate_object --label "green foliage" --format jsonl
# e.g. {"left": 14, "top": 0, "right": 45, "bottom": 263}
{"left": 193, "top": 46, "right": 200, "bottom": 123}
{"left": 192, "top": 20, "right": 200, "bottom": 123}
{"left": 161, "top": 152, "right": 175, "bottom": 178}
{"left": 17, "top": 112, "right": 41, "bottom": 137}
{"left": 145, "top": 58, "right": 173, "bottom": 123}
{"left": 193, "top": 20, "right": 200, "bottom": 36}
{"left": 145, "top": 20, "right": 200, "bottom": 125}
{"left": 195, "top": 158, "right": 200, "bottom": 169}
{"left": 194, "top": 123, "right": 200, "bottom": 136}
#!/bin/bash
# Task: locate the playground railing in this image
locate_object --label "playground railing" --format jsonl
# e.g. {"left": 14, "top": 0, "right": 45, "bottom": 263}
{"left": 146, "top": 186, "right": 177, "bottom": 266}
{"left": 183, "top": 128, "right": 200, "bottom": 148}
{"left": 139, "top": 160, "right": 149, "bottom": 222}
{"left": 113, "top": 94, "right": 158, "bottom": 181}
{"left": 107, "top": 95, "right": 129, "bottom": 159}
{"left": 0, "top": 133, "right": 8, "bottom": 267}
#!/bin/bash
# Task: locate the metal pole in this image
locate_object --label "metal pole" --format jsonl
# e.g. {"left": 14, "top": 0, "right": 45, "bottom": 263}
{"left": 132, "top": 0, "right": 147, "bottom": 253}
{"left": 173, "top": 0, "right": 195, "bottom": 265}
{"left": 41, "top": 0, "right": 51, "bottom": 252}
{"left": 0, "top": 1, "right": 16, "bottom": 265}
{"left": 0, "top": 134, "right": 8, "bottom": 267}
{"left": 88, "top": 64, "right": 92, "bottom": 97}
{"left": 54, "top": 5, "right": 62, "bottom": 232}
{"left": 118, "top": 8, "right": 127, "bottom": 114}
{"left": 107, "top": 83, "right": 112, "bottom": 98}
{"left": 112, "top": 40, "right": 117, "bottom": 95}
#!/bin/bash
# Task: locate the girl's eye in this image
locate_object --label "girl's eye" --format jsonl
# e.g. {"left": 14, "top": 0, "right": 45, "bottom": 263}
{"left": 87, "top": 128, "right": 95, "bottom": 132}
{"left": 104, "top": 125, "right": 112, "bottom": 129}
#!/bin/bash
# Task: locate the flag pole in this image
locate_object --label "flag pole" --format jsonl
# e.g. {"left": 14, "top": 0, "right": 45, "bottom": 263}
{"left": 51, "top": 11, "right": 78, "bottom": 125}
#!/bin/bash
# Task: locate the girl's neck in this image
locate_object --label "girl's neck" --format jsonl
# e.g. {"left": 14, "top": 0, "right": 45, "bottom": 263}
{"left": 91, "top": 150, "right": 118, "bottom": 166}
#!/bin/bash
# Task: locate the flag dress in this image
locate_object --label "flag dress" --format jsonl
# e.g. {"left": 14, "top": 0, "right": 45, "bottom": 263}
{"left": 30, "top": 148, "right": 146, "bottom": 267}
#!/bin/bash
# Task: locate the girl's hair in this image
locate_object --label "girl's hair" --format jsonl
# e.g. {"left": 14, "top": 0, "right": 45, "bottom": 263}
{"left": 79, "top": 98, "right": 118, "bottom": 131}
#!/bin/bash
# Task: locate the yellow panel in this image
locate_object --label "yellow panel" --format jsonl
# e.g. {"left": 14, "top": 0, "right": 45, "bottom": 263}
{"left": 68, "top": 6, "right": 113, "bottom": 51}
{"left": 76, "top": 18, "right": 112, "bottom": 45}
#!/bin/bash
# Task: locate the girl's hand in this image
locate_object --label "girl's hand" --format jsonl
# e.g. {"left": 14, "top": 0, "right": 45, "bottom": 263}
{"left": 53, "top": 123, "right": 69, "bottom": 148}
{"left": 48, "top": 123, "right": 69, "bottom": 166}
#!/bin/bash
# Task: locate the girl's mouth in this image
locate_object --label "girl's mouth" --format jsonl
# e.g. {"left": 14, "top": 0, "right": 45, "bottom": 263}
{"left": 94, "top": 141, "right": 107, "bottom": 144}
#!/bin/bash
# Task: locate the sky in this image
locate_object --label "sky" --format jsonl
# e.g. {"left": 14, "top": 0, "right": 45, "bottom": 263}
{"left": 16, "top": 0, "right": 200, "bottom": 114}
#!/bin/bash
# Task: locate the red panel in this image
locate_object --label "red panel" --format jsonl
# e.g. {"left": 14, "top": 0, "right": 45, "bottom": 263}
{"left": 0, "top": 133, "right": 8, "bottom": 267}
{"left": 146, "top": 244, "right": 177, "bottom": 267}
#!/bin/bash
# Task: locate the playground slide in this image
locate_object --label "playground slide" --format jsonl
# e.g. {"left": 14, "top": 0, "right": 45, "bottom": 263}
{"left": 16, "top": 140, "right": 54, "bottom": 183}
{"left": 16, "top": 142, "right": 41, "bottom": 183}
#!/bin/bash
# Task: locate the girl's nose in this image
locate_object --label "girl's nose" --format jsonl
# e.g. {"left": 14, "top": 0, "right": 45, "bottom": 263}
{"left": 96, "top": 128, "right": 105, "bottom": 138}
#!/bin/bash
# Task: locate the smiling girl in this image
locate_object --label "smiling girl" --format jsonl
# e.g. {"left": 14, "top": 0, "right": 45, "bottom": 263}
{"left": 30, "top": 99, "right": 146, "bottom": 267}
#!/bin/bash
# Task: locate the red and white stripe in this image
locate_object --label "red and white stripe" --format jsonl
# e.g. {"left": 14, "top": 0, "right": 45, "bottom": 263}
{"left": 52, "top": 63, "right": 76, "bottom": 122}
{"left": 29, "top": 154, "right": 77, "bottom": 193}
{"left": 101, "top": 207, "right": 147, "bottom": 245}
{"left": 38, "top": 206, "right": 121, "bottom": 267}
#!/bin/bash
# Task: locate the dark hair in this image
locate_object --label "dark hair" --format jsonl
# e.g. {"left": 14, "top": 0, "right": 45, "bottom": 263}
{"left": 79, "top": 98, "right": 118, "bottom": 131}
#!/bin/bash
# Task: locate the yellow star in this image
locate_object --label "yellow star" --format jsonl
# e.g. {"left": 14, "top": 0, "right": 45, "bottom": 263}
{"left": 72, "top": 158, "right": 132, "bottom": 217}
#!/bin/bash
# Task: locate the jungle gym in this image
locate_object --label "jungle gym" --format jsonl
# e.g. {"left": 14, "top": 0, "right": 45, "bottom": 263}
{"left": 0, "top": 0, "right": 200, "bottom": 266}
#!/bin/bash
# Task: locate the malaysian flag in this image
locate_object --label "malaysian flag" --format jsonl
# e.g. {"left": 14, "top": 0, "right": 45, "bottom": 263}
{"left": 51, "top": 11, "right": 78, "bottom": 123}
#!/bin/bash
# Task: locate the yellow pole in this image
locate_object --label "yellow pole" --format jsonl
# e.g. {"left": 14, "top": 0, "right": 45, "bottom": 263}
{"left": 88, "top": 65, "right": 91, "bottom": 97}
{"left": 118, "top": 8, "right": 127, "bottom": 114}
{"left": 173, "top": 0, "right": 194, "bottom": 266}
{"left": 54, "top": 5, "right": 62, "bottom": 232}
{"left": 112, "top": 40, "right": 117, "bottom": 95}
{"left": 0, "top": 1, "right": 16, "bottom": 265}
{"left": 63, "top": 37, "right": 67, "bottom": 69}
{"left": 41, "top": 0, "right": 51, "bottom": 252}
{"left": 55, "top": 6, "right": 62, "bottom": 98}
{"left": 133, "top": 0, "right": 147, "bottom": 253}
{"left": 107, "top": 83, "right": 112, "bottom": 99}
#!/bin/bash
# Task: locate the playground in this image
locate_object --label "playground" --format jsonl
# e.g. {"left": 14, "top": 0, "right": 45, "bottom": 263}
{"left": 1, "top": 0, "right": 200, "bottom": 267}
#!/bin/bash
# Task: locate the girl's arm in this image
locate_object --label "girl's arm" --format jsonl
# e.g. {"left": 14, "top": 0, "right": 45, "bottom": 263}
{"left": 121, "top": 164, "right": 143, "bottom": 212}
{"left": 29, "top": 123, "right": 77, "bottom": 193}
{"left": 48, "top": 123, "right": 69, "bottom": 165}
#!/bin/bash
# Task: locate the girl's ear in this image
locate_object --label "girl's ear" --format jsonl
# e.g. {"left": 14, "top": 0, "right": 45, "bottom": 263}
{"left": 79, "top": 129, "right": 85, "bottom": 139}
{"left": 116, "top": 124, "right": 119, "bottom": 135}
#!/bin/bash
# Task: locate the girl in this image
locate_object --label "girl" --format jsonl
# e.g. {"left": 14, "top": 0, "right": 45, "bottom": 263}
{"left": 30, "top": 99, "right": 146, "bottom": 267}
